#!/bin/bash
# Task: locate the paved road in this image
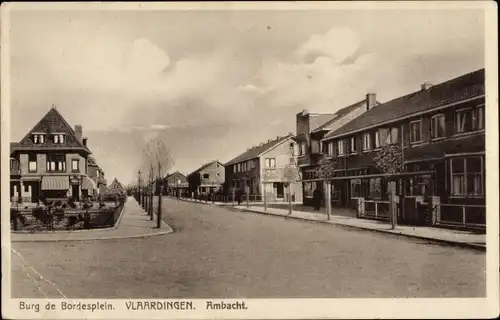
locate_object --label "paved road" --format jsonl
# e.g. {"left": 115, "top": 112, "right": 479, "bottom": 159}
{"left": 11, "top": 197, "right": 485, "bottom": 298}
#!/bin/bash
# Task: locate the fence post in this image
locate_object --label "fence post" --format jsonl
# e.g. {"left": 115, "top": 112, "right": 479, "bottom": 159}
{"left": 263, "top": 186, "right": 267, "bottom": 211}
{"left": 462, "top": 206, "right": 466, "bottom": 227}
{"left": 246, "top": 185, "right": 250, "bottom": 208}
{"left": 389, "top": 181, "right": 397, "bottom": 230}
{"left": 13, "top": 213, "right": 18, "bottom": 231}
{"left": 288, "top": 184, "right": 292, "bottom": 215}
{"left": 375, "top": 202, "right": 378, "bottom": 219}
{"left": 84, "top": 210, "right": 90, "bottom": 229}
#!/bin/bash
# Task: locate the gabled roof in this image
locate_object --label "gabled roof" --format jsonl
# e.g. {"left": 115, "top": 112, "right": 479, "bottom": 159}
{"left": 324, "top": 68, "right": 485, "bottom": 140}
{"left": 12, "top": 107, "right": 91, "bottom": 153}
{"left": 311, "top": 98, "right": 380, "bottom": 133}
{"left": 108, "top": 178, "right": 124, "bottom": 190}
{"left": 189, "top": 160, "right": 225, "bottom": 176}
{"left": 224, "top": 133, "right": 294, "bottom": 166}
{"left": 166, "top": 171, "right": 187, "bottom": 180}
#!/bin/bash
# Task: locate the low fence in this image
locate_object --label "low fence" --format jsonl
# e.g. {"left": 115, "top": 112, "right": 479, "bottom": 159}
{"left": 360, "top": 200, "right": 391, "bottom": 221}
{"left": 435, "top": 203, "right": 486, "bottom": 230}
{"left": 10, "top": 202, "right": 125, "bottom": 232}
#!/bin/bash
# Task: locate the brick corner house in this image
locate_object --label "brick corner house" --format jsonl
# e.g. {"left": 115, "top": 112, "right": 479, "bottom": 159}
{"left": 224, "top": 133, "right": 303, "bottom": 202}
{"left": 9, "top": 106, "right": 104, "bottom": 203}
{"left": 295, "top": 93, "right": 380, "bottom": 206}
{"left": 320, "top": 68, "right": 485, "bottom": 228}
{"left": 187, "top": 160, "right": 225, "bottom": 196}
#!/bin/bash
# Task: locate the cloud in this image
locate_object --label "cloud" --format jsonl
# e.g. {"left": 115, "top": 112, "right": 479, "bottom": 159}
{"left": 295, "top": 27, "right": 360, "bottom": 64}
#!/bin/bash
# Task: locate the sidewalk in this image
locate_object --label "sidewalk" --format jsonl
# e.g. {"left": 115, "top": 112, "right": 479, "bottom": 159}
{"left": 11, "top": 197, "right": 173, "bottom": 242}
{"left": 175, "top": 197, "right": 486, "bottom": 251}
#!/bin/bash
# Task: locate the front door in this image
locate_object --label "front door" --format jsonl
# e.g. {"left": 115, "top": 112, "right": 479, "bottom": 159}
{"left": 72, "top": 185, "right": 80, "bottom": 201}
{"left": 31, "top": 182, "right": 40, "bottom": 203}
{"left": 276, "top": 183, "right": 284, "bottom": 198}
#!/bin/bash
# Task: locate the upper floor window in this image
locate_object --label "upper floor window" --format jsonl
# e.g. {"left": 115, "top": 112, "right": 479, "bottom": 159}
{"left": 53, "top": 134, "right": 65, "bottom": 144}
{"left": 327, "top": 142, "right": 334, "bottom": 157}
{"left": 431, "top": 114, "right": 446, "bottom": 139}
{"left": 300, "top": 142, "right": 306, "bottom": 156}
{"left": 28, "top": 154, "right": 37, "bottom": 172}
{"left": 350, "top": 137, "right": 357, "bottom": 154}
{"left": 362, "top": 133, "right": 372, "bottom": 151}
{"left": 203, "top": 173, "right": 210, "bottom": 179}
{"left": 47, "top": 154, "right": 66, "bottom": 172}
{"left": 409, "top": 120, "right": 422, "bottom": 143}
{"left": 386, "top": 127, "right": 399, "bottom": 145}
{"left": 242, "top": 162, "right": 247, "bottom": 172}
{"left": 374, "top": 131, "right": 381, "bottom": 148}
{"left": 32, "top": 134, "right": 45, "bottom": 144}
{"left": 237, "top": 163, "right": 241, "bottom": 172}
{"left": 455, "top": 105, "right": 484, "bottom": 134}
{"left": 265, "top": 158, "right": 276, "bottom": 168}
{"left": 71, "top": 159, "right": 80, "bottom": 172}
{"left": 337, "top": 140, "right": 345, "bottom": 156}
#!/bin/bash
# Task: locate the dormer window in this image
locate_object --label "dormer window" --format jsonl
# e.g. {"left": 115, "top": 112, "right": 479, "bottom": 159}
{"left": 32, "top": 134, "right": 45, "bottom": 144}
{"left": 53, "top": 134, "right": 65, "bottom": 144}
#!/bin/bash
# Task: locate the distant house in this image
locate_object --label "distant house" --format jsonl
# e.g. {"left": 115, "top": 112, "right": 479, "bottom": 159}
{"left": 106, "top": 178, "right": 126, "bottom": 196}
{"left": 224, "top": 133, "right": 302, "bottom": 202}
{"left": 9, "top": 106, "right": 98, "bottom": 203}
{"left": 187, "top": 160, "right": 225, "bottom": 196}
{"left": 165, "top": 171, "right": 189, "bottom": 197}
{"left": 87, "top": 156, "right": 107, "bottom": 196}
{"left": 321, "top": 69, "right": 485, "bottom": 216}
{"left": 295, "top": 94, "right": 380, "bottom": 206}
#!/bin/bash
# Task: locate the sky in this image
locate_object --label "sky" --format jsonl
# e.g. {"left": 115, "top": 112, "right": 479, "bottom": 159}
{"left": 8, "top": 6, "right": 485, "bottom": 185}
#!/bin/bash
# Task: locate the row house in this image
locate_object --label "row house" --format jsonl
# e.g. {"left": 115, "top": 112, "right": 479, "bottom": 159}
{"left": 320, "top": 69, "right": 485, "bottom": 218}
{"left": 187, "top": 160, "right": 225, "bottom": 196}
{"left": 224, "top": 133, "right": 303, "bottom": 202}
{"left": 87, "top": 156, "right": 107, "bottom": 195}
{"left": 10, "top": 106, "right": 104, "bottom": 203}
{"left": 295, "top": 94, "right": 380, "bottom": 206}
{"left": 165, "top": 171, "right": 189, "bottom": 197}
{"left": 106, "top": 178, "right": 126, "bottom": 196}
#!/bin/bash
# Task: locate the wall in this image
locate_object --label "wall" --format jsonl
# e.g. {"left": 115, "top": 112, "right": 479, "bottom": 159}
{"left": 199, "top": 162, "right": 225, "bottom": 186}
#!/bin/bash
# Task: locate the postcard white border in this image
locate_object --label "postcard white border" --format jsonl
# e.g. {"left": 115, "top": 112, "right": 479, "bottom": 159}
{"left": 1, "top": 1, "right": 498, "bottom": 319}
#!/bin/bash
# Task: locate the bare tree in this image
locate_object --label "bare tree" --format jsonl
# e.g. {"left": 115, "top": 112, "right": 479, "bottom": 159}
{"left": 141, "top": 138, "right": 174, "bottom": 228}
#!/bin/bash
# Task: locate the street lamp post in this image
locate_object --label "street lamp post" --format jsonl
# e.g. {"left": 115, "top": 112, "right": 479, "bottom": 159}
{"left": 137, "top": 170, "right": 142, "bottom": 205}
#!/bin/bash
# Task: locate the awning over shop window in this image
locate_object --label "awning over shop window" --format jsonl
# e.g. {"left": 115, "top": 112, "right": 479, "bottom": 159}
{"left": 41, "top": 176, "right": 70, "bottom": 190}
{"left": 81, "top": 175, "right": 97, "bottom": 190}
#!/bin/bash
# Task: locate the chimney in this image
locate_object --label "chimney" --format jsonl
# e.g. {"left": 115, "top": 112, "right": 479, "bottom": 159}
{"left": 421, "top": 82, "right": 433, "bottom": 91}
{"left": 301, "top": 109, "right": 309, "bottom": 116}
{"left": 74, "top": 125, "right": 83, "bottom": 142}
{"left": 82, "top": 137, "right": 88, "bottom": 147}
{"left": 366, "top": 93, "right": 377, "bottom": 110}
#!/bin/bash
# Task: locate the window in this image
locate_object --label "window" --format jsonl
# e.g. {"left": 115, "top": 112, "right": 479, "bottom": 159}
{"left": 374, "top": 131, "right": 381, "bottom": 148}
{"left": 53, "top": 134, "right": 65, "bottom": 144}
{"left": 350, "top": 137, "right": 357, "bottom": 154}
{"left": 350, "top": 179, "right": 362, "bottom": 198}
{"left": 300, "top": 142, "right": 306, "bottom": 156}
{"left": 410, "top": 120, "right": 422, "bottom": 143}
{"left": 10, "top": 158, "right": 15, "bottom": 170}
{"left": 265, "top": 158, "right": 276, "bottom": 168}
{"left": 456, "top": 106, "right": 484, "bottom": 134}
{"left": 46, "top": 154, "right": 66, "bottom": 172}
{"left": 237, "top": 163, "right": 241, "bottom": 172}
{"left": 28, "top": 154, "right": 37, "bottom": 172}
{"left": 362, "top": 133, "right": 371, "bottom": 151}
{"left": 71, "top": 159, "right": 79, "bottom": 172}
{"left": 387, "top": 127, "right": 399, "bottom": 144}
{"left": 242, "top": 162, "right": 247, "bottom": 172}
{"left": 337, "top": 140, "right": 345, "bottom": 156}
{"left": 203, "top": 173, "right": 210, "bottom": 179}
{"left": 32, "top": 134, "right": 44, "bottom": 144}
{"left": 327, "top": 142, "right": 334, "bottom": 157}
{"left": 431, "top": 114, "right": 446, "bottom": 139}
{"left": 451, "top": 157, "right": 484, "bottom": 196}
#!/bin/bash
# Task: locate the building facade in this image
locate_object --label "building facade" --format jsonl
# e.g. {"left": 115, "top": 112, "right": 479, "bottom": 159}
{"left": 224, "top": 134, "right": 303, "bottom": 202}
{"left": 188, "top": 160, "right": 225, "bottom": 196}
{"left": 295, "top": 94, "right": 379, "bottom": 206}
{"left": 87, "top": 156, "right": 107, "bottom": 196}
{"left": 9, "top": 107, "right": 99, "bottom": 203}
{"left": 165, "top": 171, "right": 189, "bottom": 197}
{"left": 320, "top": 69, "right": 485, "bottom": 225}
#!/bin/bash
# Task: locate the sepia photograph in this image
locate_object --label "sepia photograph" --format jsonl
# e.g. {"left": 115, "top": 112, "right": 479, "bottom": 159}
{"left": 1, "top": 1, "right": 498, "bottom": 319}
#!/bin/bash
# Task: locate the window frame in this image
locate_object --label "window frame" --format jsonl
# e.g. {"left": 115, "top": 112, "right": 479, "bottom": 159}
{"left": 327, "top": 141, "right": 334, "bottom": 157}
{"left": 350, "top": 136, "right": 357, "bottom": 154}
{"left": 71, "top": 159, "right": 80, "bottom": 172}
{"left": 337, "top": 139, "right": 345, "bottom": 156}
{"left": 374, "top": 130, "right": 381, "bottom": 149}
{"left": 449, "top": 156, "right": 484, "bottom": 197}
{"left": 362, "top": 132, "right": 372, "bottom": 152}
{"left": 454, "top": 106, "right": 484, "bottom": 135}
{"left": 46, "top": 154, "right": 66, "bottom": 172}
{"left": 430, "top": 113, "right": 446, "bottom": 140}
{"left": 265, "top": 157, "right": 276, "bottom": 169}
{"left": 409, "top": 119, "right": 423, "bottom": 144}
